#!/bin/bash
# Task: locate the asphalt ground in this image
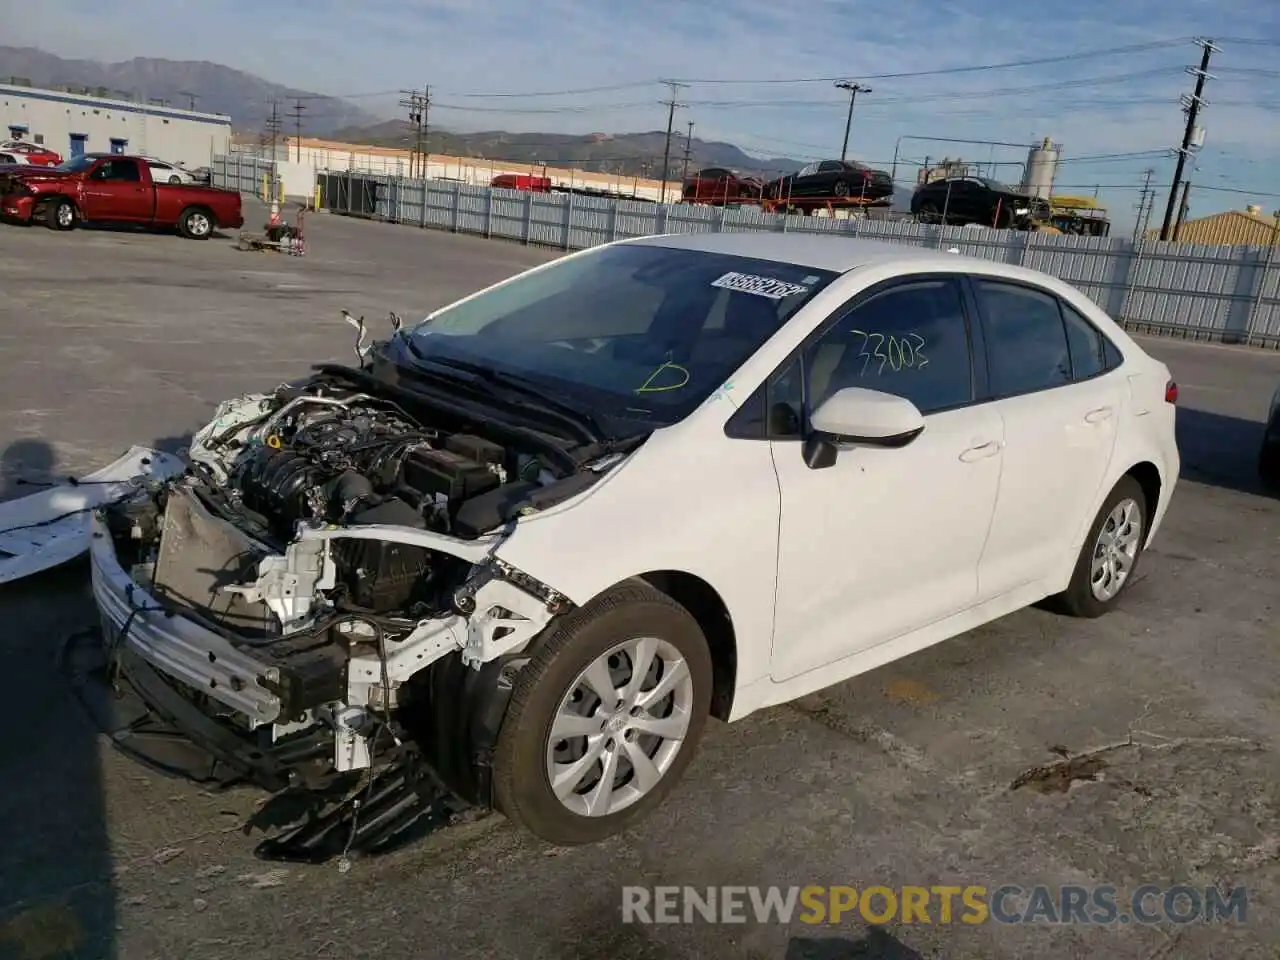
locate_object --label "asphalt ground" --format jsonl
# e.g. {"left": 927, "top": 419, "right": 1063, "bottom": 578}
{"left": 1, "top": 201, "right": 1278, "bottom": 960}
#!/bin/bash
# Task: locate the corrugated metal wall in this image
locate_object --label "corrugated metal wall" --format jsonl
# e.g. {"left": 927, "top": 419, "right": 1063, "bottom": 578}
{"left": 210, "top": 159, "right": 1280, "bottom": 349}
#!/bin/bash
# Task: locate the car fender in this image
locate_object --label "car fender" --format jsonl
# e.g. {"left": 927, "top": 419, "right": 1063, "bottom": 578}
{"left": 494, "top": 412, "right": 781, "bottom": 690}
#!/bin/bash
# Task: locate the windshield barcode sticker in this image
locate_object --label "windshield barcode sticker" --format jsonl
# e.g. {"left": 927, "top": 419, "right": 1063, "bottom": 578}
{"left": 711, "top": 272, "right": 810, "bottom": 300}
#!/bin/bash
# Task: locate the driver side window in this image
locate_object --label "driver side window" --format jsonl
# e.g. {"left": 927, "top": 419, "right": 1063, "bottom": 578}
{"left": 742, "top": 279, "right": 976, "bottom": 439}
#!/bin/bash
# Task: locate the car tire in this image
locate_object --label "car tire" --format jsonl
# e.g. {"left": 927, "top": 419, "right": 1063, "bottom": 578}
{"left": 492, "top": 580, "right": 713, "bottom": 846}
{"left": 1054, "top": 475, "right": 1148, "bottom": 618}
{"left": 168, "top": 175, "right": 181, "bottom": 184}
{"left": 1259, "top": 439, "right": 1280, "bottom": 491}
{"left": 178, "top": 207, "right": 213, "bottom": 239}
{"left": 46, "top": 198, "right": 76, "bottom": 231}
{"left": 918, "top": 202, "right": 941, "bottom": 224}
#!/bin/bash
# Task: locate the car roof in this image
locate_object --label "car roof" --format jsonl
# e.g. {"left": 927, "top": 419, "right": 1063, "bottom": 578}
{"left": 622, "top": 231, "right": 1078, "bottom": 291}
{"left": 623, "top": 231, "right": 987, "bottom": 274}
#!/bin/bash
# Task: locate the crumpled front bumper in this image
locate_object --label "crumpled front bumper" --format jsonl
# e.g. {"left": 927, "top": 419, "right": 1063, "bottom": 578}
{"left": 89, "top": 512, "right": 283, "bottom": 725}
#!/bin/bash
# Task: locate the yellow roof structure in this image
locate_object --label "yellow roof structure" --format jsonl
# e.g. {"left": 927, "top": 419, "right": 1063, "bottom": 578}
{"left": 1147, "top": 205, "right": 1280, "bottom": 245}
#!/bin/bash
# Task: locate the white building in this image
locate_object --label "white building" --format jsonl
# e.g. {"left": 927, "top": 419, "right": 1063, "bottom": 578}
{"left": 0, "top": 83, "right": 232, "bottom": 170}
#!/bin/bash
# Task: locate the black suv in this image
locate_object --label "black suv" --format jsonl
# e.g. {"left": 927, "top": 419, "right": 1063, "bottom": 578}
{"left": 911, "top": 176, "right": 1051, "bottom": 229}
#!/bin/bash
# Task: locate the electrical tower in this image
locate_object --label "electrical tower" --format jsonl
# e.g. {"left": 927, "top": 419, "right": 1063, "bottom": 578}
{"left": 1159, "top": 38, "right": 1217, "bottom": 241}
{"left": 288, "top": 99, "right": 307, "bottom": 162}
{"left": 1133, "top": 168, "right": 1156, "bottom": 241}
{"left": 264, "top": 100, "right": 283, "bottom": 162}
{"left": 657, "top": 80, "right": 688, "bottom": 205}
{"left": 680, "top": 121, "right": 695, "bottom": 186}
{"left": 834, "top": 81, "right": 872, "bottom": 163}
{"left": 399, "top": 88, "right": 430, "bottom": 179}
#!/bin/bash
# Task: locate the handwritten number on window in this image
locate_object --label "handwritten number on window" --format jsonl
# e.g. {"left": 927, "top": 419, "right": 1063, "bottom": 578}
{"left": 847, "top": 330, "right": 929, "bottom": 374}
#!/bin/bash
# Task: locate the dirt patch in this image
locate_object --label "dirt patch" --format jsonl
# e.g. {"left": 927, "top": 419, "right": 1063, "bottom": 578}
{"left": 1010, "top": 755, "right": 1108, "bottom": 794}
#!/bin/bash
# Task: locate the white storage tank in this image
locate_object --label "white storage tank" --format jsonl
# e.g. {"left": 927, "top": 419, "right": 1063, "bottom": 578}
{"left": 1020, "top": 137, "right": 1060, "bottom": 199}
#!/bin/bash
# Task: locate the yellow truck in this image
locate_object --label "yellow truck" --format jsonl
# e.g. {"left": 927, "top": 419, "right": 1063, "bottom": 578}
{"left": 1048, "top": 195, "right": 1111, "bottom": 237}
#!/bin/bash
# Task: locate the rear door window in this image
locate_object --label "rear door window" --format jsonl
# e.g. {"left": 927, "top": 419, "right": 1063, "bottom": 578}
{"left": 972, "top": 279, "right": 1072, "bottom": 398}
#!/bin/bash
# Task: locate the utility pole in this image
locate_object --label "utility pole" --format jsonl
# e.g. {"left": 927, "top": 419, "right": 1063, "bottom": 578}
{"left": 834, "top": 81, "right": 871, "bottom": 162}
{"left": 179, "top": 91, "right": 198, "bottom": 111}
{"left": 658, "top": 80, "right": 688, "bottom": 205}
{"left": 1160, "top": 38, "right": 1217, "bottom": 240}
{"left": 680, "top": 121, "right": 695, "bottom": 185}
{"left": 1133, "top": 167, "right": 1156, "bottom": 241}
{"left": 264, "top": 99, "right": 282, "bottom": 162}
{"left": 421, "top": 85, "right": 431, "bottom": 177}
{"left": 288, "top": 99, "right": 306, "bottom": 163}
{"left": 1173, "top": 181, "right": 1193, "bottom": 240}
{"left": 399, "top": 89, "right": 425, "bottom": 178}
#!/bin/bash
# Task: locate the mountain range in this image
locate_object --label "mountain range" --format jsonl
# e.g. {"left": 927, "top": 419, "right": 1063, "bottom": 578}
{"left": 1, "top": 47, "right": 860, "bottom": 181}
{"left": 328, "top": 121, "right": 807, "bottom": 179}
{"left": 0, "top": 46, "right": 382, "bottom": 135}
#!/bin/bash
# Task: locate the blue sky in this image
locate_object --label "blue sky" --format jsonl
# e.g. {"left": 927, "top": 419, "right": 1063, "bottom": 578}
{"left": 10, "top": 0, "right": 1279, "bottom": 230}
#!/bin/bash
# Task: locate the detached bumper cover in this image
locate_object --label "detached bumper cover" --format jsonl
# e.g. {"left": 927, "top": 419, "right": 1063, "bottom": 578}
{"left": 0, "top": 445, "right": 186, "bottom": 585}
{"left": 89, "top": 513, "right": 283, "bottom": 725}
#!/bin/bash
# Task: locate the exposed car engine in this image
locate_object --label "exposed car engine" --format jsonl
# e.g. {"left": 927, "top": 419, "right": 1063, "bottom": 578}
{"left": 186, "top": 371, "right": 564, "bottom": 549}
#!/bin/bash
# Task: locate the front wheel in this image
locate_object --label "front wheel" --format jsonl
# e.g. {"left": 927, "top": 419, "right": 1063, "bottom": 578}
{"left": 1054, "top": 476, "right": 1148, "bottom": 618}
{"left": 493, "top": 581, "right": 713, "bottom": 845}
{"left": 46, "top": 198, "right": 76, "bottom": 231}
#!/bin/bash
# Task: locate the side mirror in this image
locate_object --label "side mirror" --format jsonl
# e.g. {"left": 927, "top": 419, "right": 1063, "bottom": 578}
{"left": 803, "top": 387, "right": 925, "bottom": 470}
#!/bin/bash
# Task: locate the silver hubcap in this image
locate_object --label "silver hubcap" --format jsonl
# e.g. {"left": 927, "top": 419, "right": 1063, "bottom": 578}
{"left": 188, "top": 213, "right": 210, "bottom": 235}
{"left": 57, "top": 204, "right": 73, "bottom": 227}
{"left": 1091, "top": 498, "right": 1142, "bottom": 601}
{"left": 545, "top": 636, "right": 694, "bottom": 818}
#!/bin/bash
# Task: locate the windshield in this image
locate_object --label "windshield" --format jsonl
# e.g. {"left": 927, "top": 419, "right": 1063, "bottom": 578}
{"left": 53, "top": 155, "right": 97, "bottom": 173}
{"left": 980, "top": 178, "right": 1014, "bottom": 193}
{"left": 406, "top": 243, "right": 838, "bottom": 427}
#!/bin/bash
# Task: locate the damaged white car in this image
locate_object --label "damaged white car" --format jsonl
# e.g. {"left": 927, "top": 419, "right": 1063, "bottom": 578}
{"left": 46, "top": 232, "right": 1180, "bottom": 860}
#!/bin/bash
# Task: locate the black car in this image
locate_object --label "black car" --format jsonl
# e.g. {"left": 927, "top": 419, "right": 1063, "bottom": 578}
{"left": 764, "top": 160, "right": 895, "bottom": 212}
{"left": 1260, "top": 382, "right": 1280, "bottom": 490}
{"left": 911, "top": 176, "right": 1051, "bottom": 228}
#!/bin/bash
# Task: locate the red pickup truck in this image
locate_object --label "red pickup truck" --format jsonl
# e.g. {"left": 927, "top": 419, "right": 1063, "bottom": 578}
{"left": 0, "top": 154, "right": 243, "bottom": 238}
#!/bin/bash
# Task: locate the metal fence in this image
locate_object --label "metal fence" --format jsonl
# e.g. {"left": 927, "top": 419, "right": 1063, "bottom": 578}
{"left": 212, "top": 157, "right": 1280, "bottom": 348}
{"left": 211, "top": 154, "right": 278, "bottom": 197}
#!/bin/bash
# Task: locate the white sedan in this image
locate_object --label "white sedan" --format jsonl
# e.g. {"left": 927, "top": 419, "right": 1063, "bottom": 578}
{"left": 142, "top": 157, "right": 196, "bottom": 184}
{"left": 21, "top": 232, "right": 1180, "bottom": 854}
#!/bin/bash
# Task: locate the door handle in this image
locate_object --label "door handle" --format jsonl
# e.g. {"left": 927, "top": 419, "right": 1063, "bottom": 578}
{"left": 1084, "top": 406, "right": 1114, "bottom": 423}
{"left": 959, "top": 440, "right": 1002, "bottom": 462}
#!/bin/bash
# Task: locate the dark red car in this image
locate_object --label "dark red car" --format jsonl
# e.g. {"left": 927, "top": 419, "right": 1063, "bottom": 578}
{"left": 681, "top": 167, "right": 763, "bottom": 205}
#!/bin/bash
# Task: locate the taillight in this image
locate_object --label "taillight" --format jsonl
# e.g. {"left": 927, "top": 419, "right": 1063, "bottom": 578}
{"left": 1165, "top": 380, "right": 1178, "bottom": 404}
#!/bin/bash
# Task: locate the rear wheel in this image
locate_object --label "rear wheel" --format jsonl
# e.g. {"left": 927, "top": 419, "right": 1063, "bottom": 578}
{"left": 1055, "top": 476, "right": 1148, "bottom": 618}
{"left": 178, "top": 207, "right": 213, "bottom": 239}
{"left": 167, "top": 175, "right": 181, "bottom": 184}
{"left": 493, "top": 581, "right": 713, "bottom": 845}
{"left": 46, "top": 198, "right": 76, "bottom": 231}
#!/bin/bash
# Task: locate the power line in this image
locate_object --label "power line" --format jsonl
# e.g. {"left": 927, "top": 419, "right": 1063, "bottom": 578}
{"left": 666, "top": 38, "right": 1193, "bottom": 84}
{"left": 434, "top": 81, "right": 660, "bottom": 99}
{"left": 1160, "top": 38, "right": 1217, "bottom": 240}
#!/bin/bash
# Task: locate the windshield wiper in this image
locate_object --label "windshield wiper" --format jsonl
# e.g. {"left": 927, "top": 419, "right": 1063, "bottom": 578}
{"left": 410, "top": 352, "right": 610, "bottom": 445}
